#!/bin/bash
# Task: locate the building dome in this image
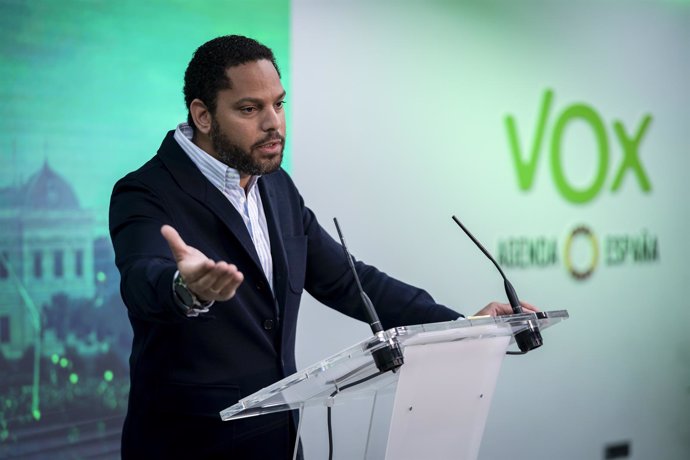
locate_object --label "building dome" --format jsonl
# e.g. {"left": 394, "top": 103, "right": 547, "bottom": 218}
{"left": 21, "top": 161, "right": 80, "bottom": 210}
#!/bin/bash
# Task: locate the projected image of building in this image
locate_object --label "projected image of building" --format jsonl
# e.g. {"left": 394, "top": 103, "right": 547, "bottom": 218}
{"left": 0, "top": 161, "right": 95, "bottom": 360}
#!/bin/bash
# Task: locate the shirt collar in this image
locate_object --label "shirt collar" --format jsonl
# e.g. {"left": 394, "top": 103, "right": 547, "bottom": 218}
{"left": 173, "top": 122, "right": 259, "bottom": 193}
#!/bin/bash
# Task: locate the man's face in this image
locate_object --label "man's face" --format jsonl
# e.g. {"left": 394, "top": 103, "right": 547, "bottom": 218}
{"left": 209, "top": 59, "right": 286, "bottom": 176}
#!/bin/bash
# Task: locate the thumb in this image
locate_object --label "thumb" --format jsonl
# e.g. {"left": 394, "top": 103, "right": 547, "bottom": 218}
{"left": 161, "top": 225, "right": 188, "bottom": 262}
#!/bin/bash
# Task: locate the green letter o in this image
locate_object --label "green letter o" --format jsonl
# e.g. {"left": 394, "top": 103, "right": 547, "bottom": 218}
{"left": 551, "top": 104, "right": 608, "bottom": 204}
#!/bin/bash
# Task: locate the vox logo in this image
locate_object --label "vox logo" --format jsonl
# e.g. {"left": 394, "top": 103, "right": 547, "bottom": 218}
{"left": 505, "top": 89, "right": 653, "bottom": 204}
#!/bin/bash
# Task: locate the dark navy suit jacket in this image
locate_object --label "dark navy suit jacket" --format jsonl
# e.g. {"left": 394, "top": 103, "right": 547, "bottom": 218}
{"left": 109, "top": 131, "right": 460, "bottom": 458}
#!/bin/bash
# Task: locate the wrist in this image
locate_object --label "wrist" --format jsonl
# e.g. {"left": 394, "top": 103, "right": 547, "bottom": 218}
{"left": 172, "top": 270, "right": 213, "bottom": 316}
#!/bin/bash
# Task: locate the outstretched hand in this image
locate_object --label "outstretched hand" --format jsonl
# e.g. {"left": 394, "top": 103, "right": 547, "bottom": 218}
{"left": 473, "top": 301, "right": 539, "bottom": 317}
{"left": 161, "top": 225, "right": 244, "bottom": 302}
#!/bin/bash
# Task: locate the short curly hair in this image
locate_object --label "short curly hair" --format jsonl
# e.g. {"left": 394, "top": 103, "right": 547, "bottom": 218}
{"left": 183, "top": 35, "right": 281, "bottom": 129}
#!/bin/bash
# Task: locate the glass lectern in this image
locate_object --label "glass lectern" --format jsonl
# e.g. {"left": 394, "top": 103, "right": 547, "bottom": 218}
{"left": 221, "top": 311, "right": 568, "bottom": 460}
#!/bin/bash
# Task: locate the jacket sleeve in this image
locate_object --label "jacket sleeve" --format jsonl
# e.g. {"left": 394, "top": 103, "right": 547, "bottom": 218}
{"left": 109, "top": 175, "right": 189, "bottom": 323}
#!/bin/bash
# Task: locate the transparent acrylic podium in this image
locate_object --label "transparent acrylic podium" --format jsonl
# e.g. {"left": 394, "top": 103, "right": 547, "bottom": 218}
{"left": 220, "top": 310, "right": 568, "bottom": 460}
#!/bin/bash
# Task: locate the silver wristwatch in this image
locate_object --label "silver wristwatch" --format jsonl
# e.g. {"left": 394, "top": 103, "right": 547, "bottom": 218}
{"left": 172, "top": 270, "right": 210, "bottom": 315}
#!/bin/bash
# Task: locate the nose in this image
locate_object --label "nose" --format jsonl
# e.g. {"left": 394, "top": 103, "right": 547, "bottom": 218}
{"left": 261, "top": 106, "right": 282, "bottom": 132}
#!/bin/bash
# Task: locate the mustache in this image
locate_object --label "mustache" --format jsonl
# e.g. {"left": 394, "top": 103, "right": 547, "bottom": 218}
{"left": 252, "top": 133, "right": 285, "bottom": 149}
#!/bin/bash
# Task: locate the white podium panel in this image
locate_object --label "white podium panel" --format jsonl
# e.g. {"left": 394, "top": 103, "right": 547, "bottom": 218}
{"left": 386, "top": 334, "right": 510, "bottom": 460}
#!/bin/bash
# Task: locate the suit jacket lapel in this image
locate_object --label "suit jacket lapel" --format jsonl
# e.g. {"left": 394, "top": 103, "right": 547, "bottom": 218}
{"left": 156, "top": 131, "right": 264, "bottom": 274}
{"left": 259, "top": 177, "right": 289, "bottom": 312}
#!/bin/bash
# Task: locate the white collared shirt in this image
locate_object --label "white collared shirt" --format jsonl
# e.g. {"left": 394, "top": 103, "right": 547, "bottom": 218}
{"left": 174, "top": 123, "right": 274, "bottom": 293}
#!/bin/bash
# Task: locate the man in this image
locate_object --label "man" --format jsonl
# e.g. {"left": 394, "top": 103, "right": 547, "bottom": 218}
{"left": 110, "top": 35, "right": 533, "bottom": 458}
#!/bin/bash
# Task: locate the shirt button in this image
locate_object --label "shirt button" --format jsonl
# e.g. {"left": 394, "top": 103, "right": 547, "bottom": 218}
{"left": 263, "top": 319, "right": 274, "bottom": 330}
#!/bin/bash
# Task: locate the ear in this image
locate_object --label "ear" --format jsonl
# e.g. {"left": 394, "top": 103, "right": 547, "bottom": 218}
{"left": 189, "top": 99, "right": 212, "bottom": 135}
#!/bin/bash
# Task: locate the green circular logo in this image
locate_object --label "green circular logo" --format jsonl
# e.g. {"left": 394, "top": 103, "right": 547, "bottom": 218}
{"left": 564, "top": 225, "right": 599, "bottom": 280}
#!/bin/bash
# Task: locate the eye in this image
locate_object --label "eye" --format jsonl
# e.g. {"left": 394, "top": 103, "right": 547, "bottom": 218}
{"left": 240, "top": 106, "right": 257, "bottom": 114}
{"left": 275, "top": 100, "right": 286, "bottom": 110}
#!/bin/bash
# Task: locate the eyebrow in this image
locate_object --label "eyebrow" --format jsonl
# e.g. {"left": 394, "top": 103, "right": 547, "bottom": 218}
{"left": 234, "top": 91, "right": 287, "bottom": 106}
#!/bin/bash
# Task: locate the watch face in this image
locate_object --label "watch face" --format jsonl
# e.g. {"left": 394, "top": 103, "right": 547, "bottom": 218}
{"left": 174, "top": 283, "right": 195, "bottom": 307}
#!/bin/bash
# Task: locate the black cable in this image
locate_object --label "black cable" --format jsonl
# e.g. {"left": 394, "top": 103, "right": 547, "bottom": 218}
{"left": 327, "top": 405, "right": 334, "bottom": 460}
{"left": 327, "top": 370, "right": 386, "bottom": 460}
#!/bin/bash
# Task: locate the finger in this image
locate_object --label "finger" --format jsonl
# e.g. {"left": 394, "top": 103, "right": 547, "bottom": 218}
{"left": 495, "top": 302, "right": 515, "bottom": 315}
{"left": 207, "top": 261, "right": 232, "bottom": 292}
{"left": 519, "top": 301, "right": 540, "bottom": 312}
{"left": 161, "top": 225, "right": 188, "bottom": 261}
{"left": 186, "top": 267, "right": 221, "bottom": 293}
{"left": 194, "top": 270, "right": 243, "bottom": 301}
{"left": 181, "top": 259, "right": 216, "bottom": 284}
{"left": 216, "top": 272, "right": 244, "bottom": 300}
{"left": 208, "top": 262, "right": 237, "bottom": 291}
{"left": 190, "top": 262, "right": 235, "bottom": 291}
{"left": 190, "top": 263, "right": 243, "bottom": 297}
{"left": 474, "top": 301, "right": 505, "bottom": 317}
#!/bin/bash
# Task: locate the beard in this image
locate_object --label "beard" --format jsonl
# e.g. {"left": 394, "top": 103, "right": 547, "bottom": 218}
{"left": 210, "top": 118, "right": 284, "bottom": 176}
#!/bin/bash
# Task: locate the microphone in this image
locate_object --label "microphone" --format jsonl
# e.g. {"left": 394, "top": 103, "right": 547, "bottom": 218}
{"left": 451, "top": 215, "right": 542, "bottom": 353}
{"left": 333, "top": 218, "right": 404, "bottom": 372}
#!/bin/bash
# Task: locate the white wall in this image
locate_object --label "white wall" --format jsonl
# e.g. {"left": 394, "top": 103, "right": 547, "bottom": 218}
{"left": 290, "top": 1, "right": 689, "bottom": 459}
